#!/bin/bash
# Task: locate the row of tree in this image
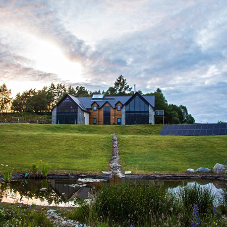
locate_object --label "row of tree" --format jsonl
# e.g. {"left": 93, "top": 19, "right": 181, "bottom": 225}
{"left": 0, "top": 75, "right": 195, "bottom": 124}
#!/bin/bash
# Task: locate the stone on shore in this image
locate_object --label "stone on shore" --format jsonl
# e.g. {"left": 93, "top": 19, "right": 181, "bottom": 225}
{"left": 213, "top": 163, "right": 226, "bottom": 174}
{"left": 196, "top": 167, "right": 211, "bottom": 173}
{"left": 187, "top": 168, "right": 195, "bottom": 173}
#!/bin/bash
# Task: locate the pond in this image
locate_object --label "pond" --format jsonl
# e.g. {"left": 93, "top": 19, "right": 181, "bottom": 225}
{"left": 0, "top": 177, "right": 226, "bottom": 207}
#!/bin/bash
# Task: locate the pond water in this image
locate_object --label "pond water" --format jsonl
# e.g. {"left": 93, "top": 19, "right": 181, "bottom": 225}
{"left": 0, "top": 177, "right": 226, "bottom": 207}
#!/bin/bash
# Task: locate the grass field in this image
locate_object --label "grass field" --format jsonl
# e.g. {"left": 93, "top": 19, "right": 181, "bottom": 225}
{"left": 119, "top": 135, "right": 227, "bottom": 173}
{"left": 0, "top": 124, "right": 226, "bottom": 173}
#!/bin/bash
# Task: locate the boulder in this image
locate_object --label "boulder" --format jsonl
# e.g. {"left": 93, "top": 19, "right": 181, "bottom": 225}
{"left": 187, "top": 168, "right": 195, "bottom": 173}
{"left": 213, "top": 163, "right": 226, "bottom": 174}
{"left": 196, "top": 167, "right": 211, "bottom": 173}
{"left": 125, "top": 171, "right": 132, "bottom": 175}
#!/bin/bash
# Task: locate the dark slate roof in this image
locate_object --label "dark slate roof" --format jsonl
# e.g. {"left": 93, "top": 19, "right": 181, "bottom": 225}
{"left": 77, "top": 96, "right": 132, "bottom": 109}
{"left": 68, "top": 92, "right": 155, "bottom": 111}
{"left": 68, "top": 94, "right": 87, "bottom": 111}
{"left": 143, "top": 95, "right": 155, "bottom": 107}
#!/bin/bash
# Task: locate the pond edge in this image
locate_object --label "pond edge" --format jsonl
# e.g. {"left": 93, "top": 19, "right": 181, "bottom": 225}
{"left": 1, "top": 172, "right": 226, "bottom": 183}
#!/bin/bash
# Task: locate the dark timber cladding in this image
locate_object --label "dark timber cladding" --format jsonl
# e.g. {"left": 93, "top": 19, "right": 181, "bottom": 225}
{"left": 160, "top": 123, "right": 227, "bottom": 136}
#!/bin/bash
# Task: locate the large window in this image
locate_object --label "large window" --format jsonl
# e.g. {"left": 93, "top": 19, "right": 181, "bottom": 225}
{"left": 103, "top": 106, "right": 110, "bottom": 125}
{"left": 125, "top": 95, "right": 149, "bottom": 125}
{"left": 57, "top": 97, "right": 78, "bottom": 124}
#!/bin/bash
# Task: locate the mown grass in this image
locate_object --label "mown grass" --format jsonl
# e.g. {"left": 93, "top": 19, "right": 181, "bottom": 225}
{"left": 0, "top": 123, "right": 162, "bottom": 135}
{"left": 119, "top": 135, "right": 227, "bottom": 173}
{"left": 0, "top": 124, "right": 226, "bottom": 173}
{"left": 0, "top": 124, "right": 114, "bottom": 172}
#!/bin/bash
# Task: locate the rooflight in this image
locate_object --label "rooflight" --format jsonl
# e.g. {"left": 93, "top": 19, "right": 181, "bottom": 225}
{"left": 92, "top": 94, "right": 104, "bottom": 99}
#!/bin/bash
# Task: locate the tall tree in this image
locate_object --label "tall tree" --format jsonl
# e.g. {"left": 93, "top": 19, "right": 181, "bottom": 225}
{"left": 114, "top": 75, "right": 132, "bottom": 95}
{"left": 0, "top": 84, "right": 12, "bottom": 113}
{"left": 12, "top": 93, "right": 23, "bottom": 112}
{"left": 145, "top": 88, "right": 168, "bottom": 124}
{"left": 67, "top": 85, "right": 76, "bottom": 96}
{"left": 75, "top": 86, "right": 90, "bottom": 97}
{"left": 104, "top": 75, "right": 132, "bottom": 96}
{"left": 32, "top": 90, "right": 48, "bottom": 113}
{"left": 145, "top": 88, "right": 195, "bottom": 124}
{"left": 56, "top": 83, "right": 67, "bottom": 101}
{"left": 104, "top": 86, "right": 117, "bottom": 96}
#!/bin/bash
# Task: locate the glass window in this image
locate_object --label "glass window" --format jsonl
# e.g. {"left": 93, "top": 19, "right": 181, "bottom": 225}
{"left": 135, "top": 96, "right": 140, "bottom": 111}
{"left": 57, "top": 97, "right": 78, "bottom": 113}
{"left": 130, "top": 98, "right": 134, "bottom": 111}
{"left": 117, "top": 105, "right": 121, "bottom": 111}
{"left": 57, "top": 96, "right": 78, "bottom": 124}
{"left": 103, "top": 106, "right": 110, "bottom": 125}
{"left": 93, "top": 118, "right": 97, "bottom": 124}
{"left": 125, "top": 95, "right": 149, "bottom": 125}
{"left": 93, "top": 106, "right": 97, "bottom": 111}
{"left": 117, "top": 118, "right": 121, "bottom": 125}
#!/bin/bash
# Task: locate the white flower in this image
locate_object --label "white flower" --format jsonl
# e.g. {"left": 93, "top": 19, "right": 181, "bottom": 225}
{"left": 5, "top": 165, "right": 8, "bottom": 167}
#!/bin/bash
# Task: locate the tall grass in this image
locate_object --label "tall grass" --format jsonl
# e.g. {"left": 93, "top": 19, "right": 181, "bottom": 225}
{"left": 70, "top": 183, "right": 226, "bottom": 226}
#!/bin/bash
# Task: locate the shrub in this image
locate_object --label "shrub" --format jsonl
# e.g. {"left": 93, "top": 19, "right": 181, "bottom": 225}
{"left": 0, "top": 164, "right": 13, "bottom": 182}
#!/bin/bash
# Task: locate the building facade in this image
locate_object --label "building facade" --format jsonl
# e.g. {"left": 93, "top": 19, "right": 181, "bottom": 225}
{"left": 52, "top": 92, "right": 155, "bottom": 125}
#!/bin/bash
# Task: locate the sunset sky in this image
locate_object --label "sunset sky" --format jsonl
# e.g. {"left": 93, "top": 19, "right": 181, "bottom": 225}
{"left": 0, "top": 0, "right": 227, "bottom": 123}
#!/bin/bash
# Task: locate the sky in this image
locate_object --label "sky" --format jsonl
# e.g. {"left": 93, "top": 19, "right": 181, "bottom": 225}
{"left": 0, "top": 0, "right": 227, "bottom": 123}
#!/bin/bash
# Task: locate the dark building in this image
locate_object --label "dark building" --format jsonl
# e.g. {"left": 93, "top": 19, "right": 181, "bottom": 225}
{"left": 52, "top": 92, "right": 155, "bottom": 125}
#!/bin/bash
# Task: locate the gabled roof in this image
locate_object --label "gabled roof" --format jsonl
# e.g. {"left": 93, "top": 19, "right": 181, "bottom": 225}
{"left": 123, "top": 92, "right": 155, "bottom": 108}
{"left": 78, "top": 96, "right": 132, "bottom": 109}
{"left": 55, "top": 93, "right": 155, "bottom": 111}
{"left": 56, "top": 94, "right": 88, "bottom": 112}
{"left": 68, "top": 94, "right": 87, "bottom": 111}
{"left": 143, "top": 95, "right": 155, "bottom": 107}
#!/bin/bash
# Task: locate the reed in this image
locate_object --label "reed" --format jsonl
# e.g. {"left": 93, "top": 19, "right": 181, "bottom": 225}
{"left": 71, "top": 183, "right": 227, "bottom": 226}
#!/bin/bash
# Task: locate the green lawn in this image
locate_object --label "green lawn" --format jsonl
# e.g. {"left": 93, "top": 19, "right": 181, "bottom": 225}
{"left": 119, "top": 135, "right": 227, "bottom": 173}
{"left": 0, "top": 123, "right": 162, "bottom": 135}
{"left": 0, "top": 124, "right": 226, "bottom": 174}
{"left": 0, "top": 124, "right": 113, "bottom": 173}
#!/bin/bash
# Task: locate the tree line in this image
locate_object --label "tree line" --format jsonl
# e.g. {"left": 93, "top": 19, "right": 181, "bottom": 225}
{"left": 0, "top": 75, "right": 195, "bottom": 124}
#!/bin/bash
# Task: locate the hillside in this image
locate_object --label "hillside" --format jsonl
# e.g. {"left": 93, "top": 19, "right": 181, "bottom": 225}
{"left": 0, "top": 124, "right": 226, "bottom": 173}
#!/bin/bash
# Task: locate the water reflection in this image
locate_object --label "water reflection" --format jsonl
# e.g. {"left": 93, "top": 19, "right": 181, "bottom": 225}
{"left": 0, "top": 178, "right": 226, "bottom": 207}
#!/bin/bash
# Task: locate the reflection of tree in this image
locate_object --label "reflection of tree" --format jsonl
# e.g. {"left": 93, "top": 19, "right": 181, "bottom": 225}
{"left": 0, "top": 179, "right": 65, "bottom": 205}
{"left": 2, "top": 179, "right": 223, "bottom": 207}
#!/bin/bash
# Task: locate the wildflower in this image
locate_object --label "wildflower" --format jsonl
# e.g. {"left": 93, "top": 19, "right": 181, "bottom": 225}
{"left": 192, "top": 204, "right": 200, "bottom": 227}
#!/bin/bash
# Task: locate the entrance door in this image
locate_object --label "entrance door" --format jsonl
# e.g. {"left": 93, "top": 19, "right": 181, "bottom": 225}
{"left": 103, "top": 106, "right": 110, "bottom": 125}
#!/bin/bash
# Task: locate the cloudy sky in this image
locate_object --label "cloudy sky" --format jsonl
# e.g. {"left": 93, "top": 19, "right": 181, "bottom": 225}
{"left": 0, "top": 0, "right": 227, "bottom": 123}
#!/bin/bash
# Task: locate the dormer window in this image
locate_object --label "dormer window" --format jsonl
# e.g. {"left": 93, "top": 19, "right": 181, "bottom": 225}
{"left": 117, "top": 105, "right": 121, "bottom": 111}
{"left": 93, "top": 106, "right": 97, "bottom": 111}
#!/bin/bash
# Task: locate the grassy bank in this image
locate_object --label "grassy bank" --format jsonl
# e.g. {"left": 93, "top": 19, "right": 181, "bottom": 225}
{"left": 0, "top": 123, "right": 162, "bottom": 135}
{"left": 0, "top": 124, "right": 226, "bottom": 173}
{"left": 0, "top": 124, "right": 116, "bottom": 172}
{"left": 119, "top": 135, "right": 227, "bottom": 173}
